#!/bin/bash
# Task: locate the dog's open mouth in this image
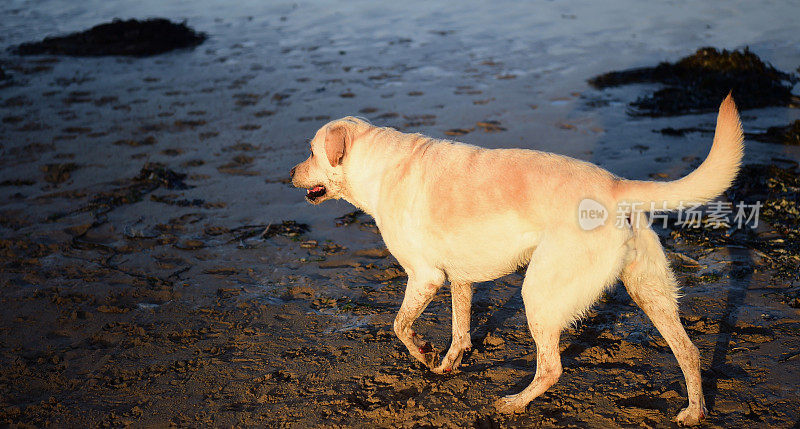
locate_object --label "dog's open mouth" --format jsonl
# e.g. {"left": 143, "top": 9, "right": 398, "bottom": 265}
{"left": 305, "top": 185, "right": 327, "bottom": 202}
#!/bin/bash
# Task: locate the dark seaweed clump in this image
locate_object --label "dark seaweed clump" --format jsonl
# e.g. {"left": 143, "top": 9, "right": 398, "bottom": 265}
{"left": 88, "top": 163, "right": 188, "bottom": 214}
{"left": 136, "top": 162, "right": 189, "bottom": 190}
{"left": 751, "top": 120, "right": 800, "bottom": 146}
{"left": 13, "top": 18, "right": 206, "bottom": 57}
{"left": 262, "top": 221, "right": 310, "bottom": 239}
{"left": 657, "top": 120, "right": 800, "bottom": 146}
{"left": 589, "top": 47, "right": 798, "bottom": 116}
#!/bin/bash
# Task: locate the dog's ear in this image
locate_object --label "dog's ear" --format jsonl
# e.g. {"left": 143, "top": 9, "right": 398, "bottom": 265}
{"left": 325, "top": 124, "right": 349, "bottom": 167}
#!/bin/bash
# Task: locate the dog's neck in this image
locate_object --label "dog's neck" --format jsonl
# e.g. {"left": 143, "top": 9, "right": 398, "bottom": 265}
{"left": 340, "top": 128, "right": 434, "bottom": 223}
{"left": 339, "top": 135, "right": 393, "bottom": 219}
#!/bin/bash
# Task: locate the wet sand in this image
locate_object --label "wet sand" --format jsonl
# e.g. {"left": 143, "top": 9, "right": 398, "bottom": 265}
{"left": 1, "top": 1, "right": 799, "bottom": 427}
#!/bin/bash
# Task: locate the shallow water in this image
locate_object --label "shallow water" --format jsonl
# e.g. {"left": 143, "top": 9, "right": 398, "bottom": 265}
{"left": 3, "top": 0, "right": 799, "bottom": 228}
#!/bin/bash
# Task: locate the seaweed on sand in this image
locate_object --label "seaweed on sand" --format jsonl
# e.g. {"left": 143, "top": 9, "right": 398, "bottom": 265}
{"left": 262, "top": 221, "right": 310, "bottom": 239}
{"left": 13, "top": 18, "right": 206, "bottom": 57}
{"left": 750, "top": 120, "right": 800, "bottom": 146}
{"left": 589, "top": 47, "right": 798, "bottom": 116}
{"left": 48, "top": 162, "right": 191, "bottom": 220}
{"left": 671, "top": 163, "right": 800, "bottom": 282}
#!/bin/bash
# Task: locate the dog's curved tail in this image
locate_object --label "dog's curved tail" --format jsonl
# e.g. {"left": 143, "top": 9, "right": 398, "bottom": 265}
{"left": 614, "top": 93, "right": 744, "bottom": 212}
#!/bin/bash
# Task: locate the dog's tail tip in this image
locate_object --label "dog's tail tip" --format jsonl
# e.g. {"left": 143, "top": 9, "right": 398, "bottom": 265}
{"left": 615, "top": 94, "right": 744, "bottom": 211}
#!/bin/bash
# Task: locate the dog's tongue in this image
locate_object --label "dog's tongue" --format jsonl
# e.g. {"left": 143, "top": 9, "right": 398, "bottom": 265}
{"left": 308, "top": 186, "right": 323, "bottom": 194}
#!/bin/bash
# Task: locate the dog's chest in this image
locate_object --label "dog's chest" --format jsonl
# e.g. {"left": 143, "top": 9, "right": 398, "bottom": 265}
{"left": 376, "top": 214, "right": 538, "bottom": 282}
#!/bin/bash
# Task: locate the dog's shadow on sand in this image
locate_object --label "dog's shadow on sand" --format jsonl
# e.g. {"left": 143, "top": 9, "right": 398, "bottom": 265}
{"left": 704, "top": 246, "right": 754, "bottom": 412}
{"left": 468, "top": 278, "right": 525, "bottom": 361}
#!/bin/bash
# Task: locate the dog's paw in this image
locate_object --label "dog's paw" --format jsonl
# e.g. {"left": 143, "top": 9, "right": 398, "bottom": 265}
{"left": 674, "top": 405, "right": 707, "bottom": 426}
{"left": 494, "top": 394, "right": 527, "bottom": 414}
{"left": 431, "top": 363, "right": 455, "bottom": 374}
{"left": 419, "top": 342, "right": 440, "bottom": 369}
{"left": 407, "top": 333, "right": 440, "bottom": 368}
{"left": 431, "top": 345, "right": 470, "bottom": 374}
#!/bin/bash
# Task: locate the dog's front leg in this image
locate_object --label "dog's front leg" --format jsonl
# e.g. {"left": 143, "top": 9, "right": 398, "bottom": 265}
{"left": 432, "top": 282, "right": 473, "bottom": 374}
{"left": 393, "top": 273, "right": 443, "bottom": 369}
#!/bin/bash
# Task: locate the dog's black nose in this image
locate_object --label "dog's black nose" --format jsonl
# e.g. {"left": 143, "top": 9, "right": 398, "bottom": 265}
{"left": 290, "top": 166, "right": 296, "bottom": 180}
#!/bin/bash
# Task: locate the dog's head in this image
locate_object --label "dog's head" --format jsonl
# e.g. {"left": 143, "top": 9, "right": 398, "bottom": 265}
{"left": 290, "top": 117, "right": 368, "bottom": 204}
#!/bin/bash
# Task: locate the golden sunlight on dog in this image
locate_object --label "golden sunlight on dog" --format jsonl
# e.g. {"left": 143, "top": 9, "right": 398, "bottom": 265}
{"left": 291, "top": 94, "right": 743, "bottom": 426}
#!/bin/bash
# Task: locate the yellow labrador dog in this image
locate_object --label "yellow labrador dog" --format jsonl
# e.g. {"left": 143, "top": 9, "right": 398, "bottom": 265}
{"left": 291, "top": 94, "right": 743, "bottom": 426}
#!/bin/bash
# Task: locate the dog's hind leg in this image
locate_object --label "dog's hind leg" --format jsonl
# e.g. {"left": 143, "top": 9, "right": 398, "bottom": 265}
{"left": 493, "top": 311, "right": 562, "bottom": 414}
{"left": 495, "top": 239, "right": 625, "bottom": 414}
{"left": 393, "top": 269, "right": 445, "bottom": 369}
{"left": 621, "top": 224, "right": 706, "bottom": 426}
{"left": 433, "top": 281, "right": 473, "bottom": 374}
